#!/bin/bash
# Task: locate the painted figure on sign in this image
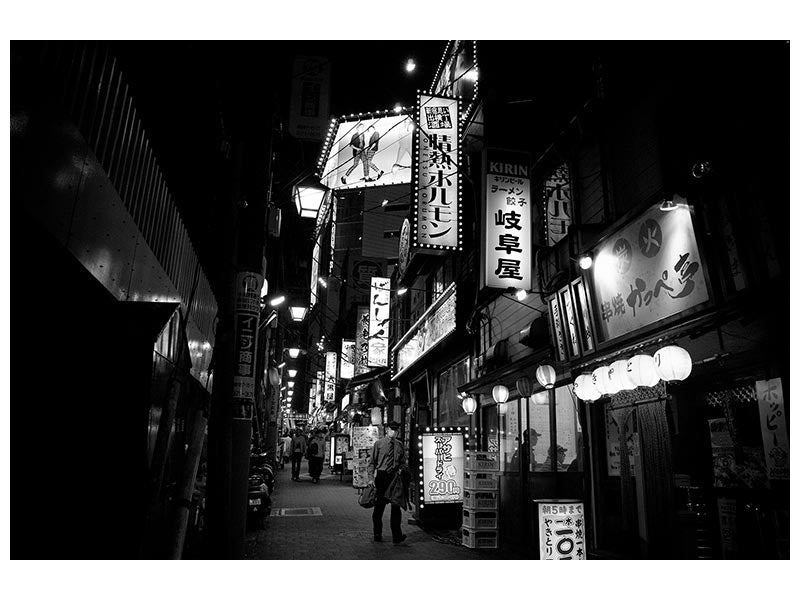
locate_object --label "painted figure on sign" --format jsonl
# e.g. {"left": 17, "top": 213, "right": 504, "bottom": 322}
{"left": 341, "top": 122, "right": 366, "bottom": 185}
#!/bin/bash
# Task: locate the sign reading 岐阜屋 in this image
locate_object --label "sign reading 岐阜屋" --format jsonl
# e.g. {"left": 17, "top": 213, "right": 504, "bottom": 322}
{"left": 589, "top": 203, "right": 710, "bottom": 344}
{"left": 481, "top": 149, "right": 532, "bottom": 291}
{"left": 414, "top": 94, "right": 461, "bottom": 251}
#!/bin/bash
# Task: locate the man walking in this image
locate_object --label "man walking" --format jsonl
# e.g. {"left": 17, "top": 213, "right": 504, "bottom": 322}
{"left": 369, "top": 421, "right": 406, "bottom": 544}
{"left": 362, "top": 125, "right": 384, "bottom": 182}
{"left": 290, "top": 429, "right": 307, "bottom": 482}
{"left": 341, "top": 122, "right": 366, "bottom": 185}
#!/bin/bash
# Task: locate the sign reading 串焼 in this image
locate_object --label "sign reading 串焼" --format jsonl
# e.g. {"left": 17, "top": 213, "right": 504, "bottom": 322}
{"left": 480, "top": 149, "right": 532, "bottom": 290}
{"left": 368, "top": 277, "right": 391, "bottom": 367}
{"left": 537, "top": 501, "right": 586, "bottom": 560}
{"left": 352, "top": 425, "right": 381, "bottom": 489}
{"left": 589, "top": 203, "right": 710, "bottom": 344}
{"left": 414, "top": 94, "right": 461, "bottom": 251}
{"left": 755, "top": 378, "right": 789, "bottom": 480}
{"left": 544, "top": 164, "right": 573, "bottom": 247}
{"left": 340, "top": 340, "right": 355, "bottom": 379}
{"left": 288, "top": 56, "right": 331, "bottom": 141}
{"left": 355, "top": 306, "right": 370, "bottom": 375}
{"left": 232, "top": 271, "right": 264, "bottom": 420}
{"left": 325, "top": 352, "right": 338, "bottom": 406}
{"left": 393, "top": 283, "right": 457, "bottom": 378}
{"left": 319, "top": 113, "right": 415, "bottom": 191}
{"left": 422, "top": 432, "right": 464, "bottom": 504}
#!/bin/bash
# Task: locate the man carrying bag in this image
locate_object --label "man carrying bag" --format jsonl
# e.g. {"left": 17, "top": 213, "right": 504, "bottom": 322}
{"left": 369, "top": 421, "right": 407, "bottom": 545}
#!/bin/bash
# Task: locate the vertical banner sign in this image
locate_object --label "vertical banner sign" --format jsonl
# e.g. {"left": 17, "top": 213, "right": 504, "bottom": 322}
{"left": 414, "top": 94, "right": 461, "bottom": 251}
{"left": 560, "top": 286, "right": 581, "bottom": 358}
{"left": 421, "top": 432, "right": 464, "bottom": 504}
{"left": 537, "top": 501, "right": 586, "bottom": 560}
{"left": 572, "top": 278, "right": 595, "bottom": 354}
{"left": 352, "top": 425, "right": 381, "bottom": 488}
{"left": 544, "top": 164, "right": 573, "bottom": 246}
{"left": 340, "top": 340, "right": 356, "bottom": 379}
{"left": 310, "top": 236, "right": 321, "bottom": 308}
{"left": 368, "top": 277, "right": 391, "bottom": 367}
{"left": 355, "top": 306, "right": 370, "bottom": 375}
{"left": 232, "top": 271, "right": 263, "bottom": 420}
{"left": 480, "top": 149, "right": 532, "bottom": 290}
{"left": 590, "top": 204, "right": 710, "bottom": 344}
{"left": 316, "top": 370, "right": 325, "bottom": 408}
{"left": 549, "top": 296, "right": 568, "bottom": 362}
{"left": 288, "top": 56, "right": 331, "bottom": 141}
{"left": 325, "top": 352, "right": 338, "bottom": 406}
{"left": 755, "top": 379, "right": 789, "bottom": 480}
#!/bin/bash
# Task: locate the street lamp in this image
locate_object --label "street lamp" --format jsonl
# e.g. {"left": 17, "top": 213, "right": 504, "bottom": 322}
{"left": 293, "top": 185, "right": 327, "bottom": 219}
{"left": 287, "top": 348, "right": 301, "bottom": 359}
{"left": 287, "top": 369, "right": 298, "bottom": 378}
{"left": 289, "top": 305, "right": 308, "bottom": 321}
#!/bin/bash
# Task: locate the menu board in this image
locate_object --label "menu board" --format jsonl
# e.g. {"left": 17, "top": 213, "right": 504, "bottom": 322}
{"left": 421, "top": 432, "right": 464, "bottom": 504}
{"left": 352, "top": 425, "right": 381, "bottom": 489}
{"left": 537, "top": 501, "right": 586, "bottom": 560}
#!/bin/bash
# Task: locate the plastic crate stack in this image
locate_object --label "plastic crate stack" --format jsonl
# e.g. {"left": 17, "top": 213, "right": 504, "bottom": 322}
{"left": 462, "top": 451, "right": 499, "bottom": 549}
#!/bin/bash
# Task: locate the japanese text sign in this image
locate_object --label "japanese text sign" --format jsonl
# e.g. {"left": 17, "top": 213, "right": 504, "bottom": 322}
{"left": 414, "top": 94, "right": 461, "bottom": 251}
{"left": 325, "top": 351, "right": 338, "bottom": 405}
{"left": 537, "top": 501, "right": 586, "bottom": 560}
{"left": 481, "top": 149, "right": 532, "bottom": 290}
{"left": 422, "top": 432, "right": 464, "bottom": 504}
{"left": 310, "top": 236, "right": 321, "bottom": 309}
{"left": 355, "top": 306, "right": 370, "bottom": 375}
{"left": 340, "top": 340, "right": 355, "bottom": 380}
{"left": 352, "top": 425, "right": 380, "bottom": 489}
{"left": 544, "top": 164, "right": 573, "bottom": 247}
{"left": 368, "top": 277, "right": 391, "bottom": 367}
{"left": 232, "top": 271, "right": 263, "bottom": 419}
{"left": 755, "top": 378, "right": 789, "bottom": 480}
{"left": 590, "top": 204, "right": 709, "bottom": 343}
{"left": 316, "top": 370, "right": 324, "bottom": 407}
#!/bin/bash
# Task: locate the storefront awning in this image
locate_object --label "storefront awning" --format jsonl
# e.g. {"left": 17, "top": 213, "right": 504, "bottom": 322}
{"left": 344, "top": 367, "right": 391, "bottom": 391}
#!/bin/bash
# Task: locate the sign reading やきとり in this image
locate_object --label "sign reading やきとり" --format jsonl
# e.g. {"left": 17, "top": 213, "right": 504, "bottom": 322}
{"left": 590, "top": 203, "right": 709, "bottom": 344}
{"left": 421, "top": 432, "right": 464, "bottom": 504}
{"left": 537, "top": 501, "right": 586, "bottom": 560}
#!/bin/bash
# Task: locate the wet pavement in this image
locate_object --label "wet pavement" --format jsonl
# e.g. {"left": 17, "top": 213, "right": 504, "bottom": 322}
{"left": 245, "top": 460, "right": 518, "bottom": 560}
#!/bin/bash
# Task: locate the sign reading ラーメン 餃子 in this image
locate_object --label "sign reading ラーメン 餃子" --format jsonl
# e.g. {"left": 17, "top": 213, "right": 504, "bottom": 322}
{"left": 421, "top": 432, "right": 464, "bottom": 504}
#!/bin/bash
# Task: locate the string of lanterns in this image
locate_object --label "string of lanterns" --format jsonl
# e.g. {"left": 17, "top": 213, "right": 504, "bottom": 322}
{"left": 573, "top": 345, "right": 692, "bottom": 402}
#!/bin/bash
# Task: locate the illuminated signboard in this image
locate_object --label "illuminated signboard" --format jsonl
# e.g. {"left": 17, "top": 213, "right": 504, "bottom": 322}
{"left": 310, "top": 235, "right": 321, "bottom": 309}
{"left": 325, "top": 351, "right": 338, "bottom": 405}
{"left": 430, "top": 41, "right": 479, "bottom": 124}
{"left": 544, "top": 164, "right": 573, "bottom": 247}
{"left": 414, "top": 93, "right": 461, "bottom": 251}
{"left": 340, "top": 339, "right": 355, "bottom": 379}
{"left": 536, "top": 500, "right": 586, "bottom": 560}
{"left": 589, "top": 203, "right": 710, "bottom": 344}
{"left": 421, "top": 431, "right": 464, "bottom": 505}
{"left": 368, "top": 277, "right": 390, "bottom": 367}
{"left": 355, "top": 306, "right": 370, "bottom": 375}
{"left": 318, "top": 111, "right": 414, "bottom": 191}
{"left": 480, "top": 149, "right": 532, "bottom": 290}
{"left": 316, "top": 370, "right": 324, "bottom": 407}
{"left": 288, "top": 56, "right": 331, "bottom": 142}
{"left": 393, "top": 283, "right": 456, "bottom": 378}
{"left": 232, "top": 271, "right": 263, "bottom": 420}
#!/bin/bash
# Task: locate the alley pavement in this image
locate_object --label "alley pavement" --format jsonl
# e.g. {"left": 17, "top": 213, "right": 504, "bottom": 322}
{"left": 245, "top": 460, "right": 522, "bottom": 560}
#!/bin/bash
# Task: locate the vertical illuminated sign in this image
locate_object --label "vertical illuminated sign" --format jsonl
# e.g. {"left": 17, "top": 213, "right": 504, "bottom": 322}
{"left": 421, "top": 431, "right": 464, "bottom": 504}
{"left": 480, "top": 149, "right": 532, "bottom": 290}
{"left": 355, "top": 306, "right": 370, "bottom": 375}
{"left": 325, "top": 351, "right": 338, "bottom": 406}
{"left": 368, "top": 277, "right": 390, "bottom": 367}
{"left": 340, "top": 339, "right": 355, "bottom": 379}
{"left": 232, "top": 271, "right": 263, "bottom": 420}
{"left": 310, "top": 236, "right": 321, "bottom": 308}
{"left": 544, "top": 164, "right": 573, "bottom": 247}
{"left": 316, "top": 370, "right": 324, "bottom": 407}
{"left": 414, "top": 93, "right": 461, "bottom": 251}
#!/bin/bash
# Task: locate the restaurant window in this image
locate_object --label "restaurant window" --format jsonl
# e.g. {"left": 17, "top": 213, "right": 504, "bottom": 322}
{"left": 500, "top": 398, "right": 523, "bottom": 473}
{"left": 428, "top": 263, "right": 445, "bottom": 305}
{"left": 482, "top": 402, "right": 499, "bottom": 454}
{"left": 554, "top": 385, "right": 583, "bottom": 471}
{"left": 527, "top": 391, "right": 554, "bottom": 472}
{"left": 436, "top": 357, "right": 470, "bottom": 428}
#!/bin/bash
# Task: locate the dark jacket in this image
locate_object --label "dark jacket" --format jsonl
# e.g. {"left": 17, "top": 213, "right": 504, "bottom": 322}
{"left": 366, "top": 130, "right": 379, "bottom": 152}
{"left": 290, "top": 434, "right": 307, "bottom": 456}
{"left": 350, "top": 131, "right": 365, "bottom": 153}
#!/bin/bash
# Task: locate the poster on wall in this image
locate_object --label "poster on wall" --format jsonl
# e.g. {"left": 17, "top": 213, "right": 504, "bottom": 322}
{"left": 352, "top": 425, "right": 381, "bottom": 488}
{"left": 755, "top": 378, "right": 789, "bottom": 480}
{"left": 480, "top": 149, "right": 533, "bottom": 290}
{"left": 604, "top": 404, "right": 635, "bottom": 476}
{"left": 232, "top": 271, "right": 264, "bottom": 419}
{"left": 319, "top": 112, "right": 414, "bottom": 191}
{"left": 589, "top": 203, "right": 710, "bottom": 344}
{"left": 537, "top": 501, "right": 586, "bottom": 560}
{"left": 421, "top": 432, "right": 464, "bottom": 504}
{"left": 368, "top": 277, "right": 391, "bottom": 367}
{"left": 414, "top": 93, "right": 461, "bottom": 251}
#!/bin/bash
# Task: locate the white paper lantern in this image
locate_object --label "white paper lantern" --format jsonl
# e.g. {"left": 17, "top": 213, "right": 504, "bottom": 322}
{"left": 492, "top": 384, "right": 510, "bottom": 404}
{"left": 370, "top": 407, "right": 383, "bottom": 425}
{"left": 574, "top": 374, "right": 601, "bottom": 402}
{"left": 461, "top": 394, "right": 478, "bottom": 415}
{"left": 654, "top": 346, "right": 693, "bottom": 381}
{"left": 610, "top": 359, "right": 636, "bottom": 391}
{"left": 592, "top": 366, "right": 610, "bottom": 396}
{"left": 535, "top": 364, "right": 557, "bottom": 389}
{"left": 627, "top": 354, "right": 660, "bottom": 387}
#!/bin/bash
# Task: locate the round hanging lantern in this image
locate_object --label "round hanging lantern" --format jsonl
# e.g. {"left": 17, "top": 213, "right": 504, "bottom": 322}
{"left": 370, "top": 407, "right": 383, "bottom": 425}
{"left": 574, "top": 374, "right": 601, "bottom": 402}
{"left": 268, "top": 367, "right": 281, "bottom": 387}
{"left": 627, "top": 354, "right": 660, "bottom": 387}
{"left": 592, "top": 366, "right": 611, "bottom": 396}
{"left": 516, "top": 376, "right": 532, "bottom": 399}
{"left": 461, "top": 394, "right": 478, "bottom": 415}
{"left": 654, "top": 345, "right": 693, "bottom": 381}
{"left": 531, "top": 391, "right": 549, "bottom": 405}
{"left": 492, "top": 384, "right": 509, "bottom": 404}
{"left": 603, "top": 364, "right": 621, "bottom": 395}
{"left": 535, "top": 364, "right": 557, "bottom": 389}
{"left": 610, "top": 359, "right": 636, "bottom": 391}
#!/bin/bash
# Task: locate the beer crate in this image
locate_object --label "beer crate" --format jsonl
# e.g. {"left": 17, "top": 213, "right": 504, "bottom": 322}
{"left": 465, "top": 452, "right": 499, "bottom": 472}
{"left": 461, "top": 526, "right": 499, "bottom": 549}
{"left": 464, "top": 471, "right": 499, "bottom": 491}
{"left": 463, "top": 489, "right": 499, "bottom": 510}
{"left": 462, "top": 508, "right": 499, "bottom": 530}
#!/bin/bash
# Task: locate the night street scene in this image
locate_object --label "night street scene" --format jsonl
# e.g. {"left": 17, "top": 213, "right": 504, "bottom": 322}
{"left": 5, "top": 17, "right": 794, "bottom": 595}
